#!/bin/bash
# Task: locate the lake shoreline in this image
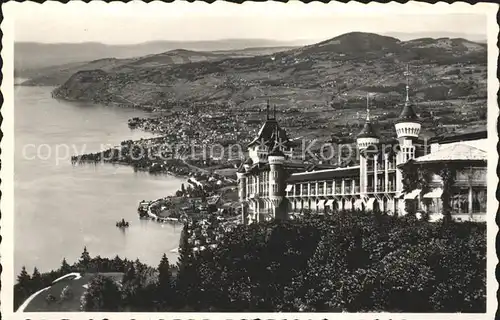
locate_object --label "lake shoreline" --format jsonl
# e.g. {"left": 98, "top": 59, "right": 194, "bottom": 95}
{"left": 15, "top": 86, "right": 183, "bottom": 275}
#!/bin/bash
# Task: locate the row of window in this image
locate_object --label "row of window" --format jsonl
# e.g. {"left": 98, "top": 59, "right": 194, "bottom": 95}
{"left": 247, "top": 171, "right": 279, "bottom": 185}
{"left": 290, "top": 179, "right": 361, "bottom": 196}
{"left": 246, "top": 183, "right": 279, "bottom": 196}
{"left": 366, "top": 157, "right": 397, "bottom": 172}
{"left": 421, "top": 188, "right": 487, "bottom": 214}
{"left": 397, "top": 127, "right": 419, "bottom": 136}
{"left": 367, "top": 175, "right": 397, "bottom": 192}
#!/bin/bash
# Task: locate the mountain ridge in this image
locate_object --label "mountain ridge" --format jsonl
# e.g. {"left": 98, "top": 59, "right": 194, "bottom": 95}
{"left": 15, "top": 39, "right": 309, "bottom": 71}
{"left": 49, "top": 32, "right": 486, "bottom": 116}
{"left": 18, "top": 46, "right": 298, "bottom": 86}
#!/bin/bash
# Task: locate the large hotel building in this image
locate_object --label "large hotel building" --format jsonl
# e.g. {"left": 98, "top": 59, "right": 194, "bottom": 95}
{"left": 237, "top": 79, "right": 487, "bottom": 224}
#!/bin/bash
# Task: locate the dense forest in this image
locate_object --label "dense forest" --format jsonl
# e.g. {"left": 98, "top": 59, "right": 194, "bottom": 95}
{"left": 15, "top": 211, "right": 486, "bottom": 312}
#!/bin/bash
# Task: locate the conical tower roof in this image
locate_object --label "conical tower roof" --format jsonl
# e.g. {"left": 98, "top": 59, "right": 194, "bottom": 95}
{"left": 357, "top": 121, "right": 380, "bottom": 139}
{"left": 396, "top": 64, "right": 420, "bottom": 123}
{"left": 396, "top": 102, "right": 419, "bottom": 123}
{"left": 357, "top": 94, "right": 379, "bottom": 139}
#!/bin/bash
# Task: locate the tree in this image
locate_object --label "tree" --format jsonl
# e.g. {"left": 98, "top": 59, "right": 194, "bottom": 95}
{"left": 122, "top": 262, "right": 136, "bottom": 284}
{"left": 31, "top": 267, "right": 43, "bottom": 291}
{"left": 439, "top": 165, "right": 456, "bottom": 223}
{"left": 60, "top": 258, "right": 72, "bottom": 275}
{"left": 158, "top": 254, "right": 172, "bottom": 288}
{"left": 400, "top": 161, "right": 420, "bottom": 217}
{"left": 121, "top": 260, "right": 152, "bottom": 310}
{"left": 17, "top": 266, "right": 31, "bottom": 294}
{"left": 80, "top": 275, "right": 122, "bottom": 311}
{"left": 79, "top": 246, "right": 91, "bottom": 272}
{"left": 176, "top": 223, "right": 199, "bottom": 308}
{"left": 112, "top": 255, "right": 125, "bottom": 272}
{"left": 157, "top": 254, "right": 173, "bottom": 308}
{"left": 179, "top": 223, "right": 189, "bottom": 250}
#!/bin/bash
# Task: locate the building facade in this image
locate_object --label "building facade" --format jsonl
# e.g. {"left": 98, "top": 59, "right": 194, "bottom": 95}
{"left": 237, "top": 84, "right": 487, "bottom": 224}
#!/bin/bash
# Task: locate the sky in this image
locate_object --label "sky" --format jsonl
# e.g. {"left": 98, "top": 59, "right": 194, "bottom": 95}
{"left": 8, "top": 1, "right": 489, "bottom": 44}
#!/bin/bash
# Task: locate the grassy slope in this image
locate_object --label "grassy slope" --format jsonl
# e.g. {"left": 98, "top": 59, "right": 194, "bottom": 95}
{"left": 22, "top": 272, "right": 124, "bottom": 312}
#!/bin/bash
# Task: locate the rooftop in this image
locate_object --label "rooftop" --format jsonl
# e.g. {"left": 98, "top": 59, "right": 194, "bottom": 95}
{"left": 357, "top": 121, "right": 380, "bottom": 139}
{"left": 396, "top": 102, "right": 420, "bottom": 123}
{"left": 414, "top": 143, "right": 487, "bottom": 163}
{"left": 427, "top": 129, "right": 487, "bottom": 144}
{"left": 248, "top": 118, "right": 291, "bottom": 148}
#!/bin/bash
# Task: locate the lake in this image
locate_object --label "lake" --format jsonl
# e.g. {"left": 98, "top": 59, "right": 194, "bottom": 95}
{"left": 14, "top": 86, "right": 183, "bottom": 275}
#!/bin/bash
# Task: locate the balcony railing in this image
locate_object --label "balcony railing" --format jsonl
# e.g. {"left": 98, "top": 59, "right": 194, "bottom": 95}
{"left": 335, "top": 187, "right": 342, "bottom": 194}
{"left": 345, "top": 186, "right": 352, "bottom": 194}
{"left": 367, "top": 186, "right": 374, "bottom": 192}
{"left": 354, "top": 186, "right": 360, "bottom": 193}
{"left": 326, "top": 188, "right": 332, "bottom": 194}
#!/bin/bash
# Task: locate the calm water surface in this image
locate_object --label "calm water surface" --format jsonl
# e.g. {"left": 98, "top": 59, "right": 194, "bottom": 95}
{"left": 14, "top": 86, "right": 183, "bottom": 275}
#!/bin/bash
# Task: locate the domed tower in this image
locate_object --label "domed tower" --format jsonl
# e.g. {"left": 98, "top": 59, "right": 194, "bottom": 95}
{"left": 395, "top": 65, "right": 421, "bottom": 165}
{"left": 394, "top": 65, "right": 421, "bottom": 214}
{"left": 357, "top": 95, "right": 380, "bottom": 195}
{"left": 268, "top": 133, "right": 287, "bottom": 221}
{"left": 356, "top": 101, "right": 380, "bottom": 150}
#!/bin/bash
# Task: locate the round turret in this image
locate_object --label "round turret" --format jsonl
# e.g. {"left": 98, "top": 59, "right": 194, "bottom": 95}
{"left": 357, "top": 121, "right": 380, "bottom": 150}
{"left": 268, "top": 143, "right": 286, "bottom": 219}
{"left": 395, "top": 102, "right": 421, "bottom": 139}
{"left": 395, "top": 64, "right": 421, "bottom": 139}
{"left": 356, "top": 95, "right": 380, "bottom": 151}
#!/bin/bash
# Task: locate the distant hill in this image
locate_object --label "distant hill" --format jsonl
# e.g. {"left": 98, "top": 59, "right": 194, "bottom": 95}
{"left": 51, "top": 32, "right": 487, "bottom": 113}
{"left": 383, "top": 32, "right": 487, "bottom": 43}
{"left": 18, "top": 46, "right": 297, "bottom": 86}
{"left": 14, "top": 39, "right": 307, "bottom": 71}
{"left": 296, "top": 32, "right": 404, "bottom": 56}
